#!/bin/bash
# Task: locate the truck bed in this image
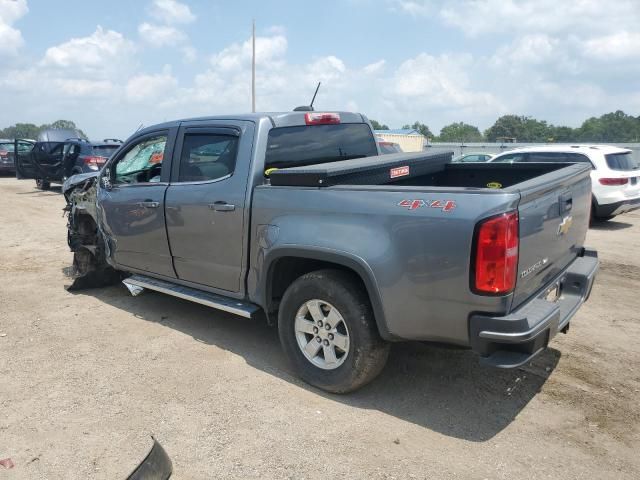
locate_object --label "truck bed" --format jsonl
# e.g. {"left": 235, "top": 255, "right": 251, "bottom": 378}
{"left": 268, "top": 151, "right": 570, "bottom": 190}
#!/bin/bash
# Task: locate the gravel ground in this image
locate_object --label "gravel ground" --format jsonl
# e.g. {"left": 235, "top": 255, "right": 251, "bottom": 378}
{"left": 0, "top": 175, "right": 639, "bottom": 479}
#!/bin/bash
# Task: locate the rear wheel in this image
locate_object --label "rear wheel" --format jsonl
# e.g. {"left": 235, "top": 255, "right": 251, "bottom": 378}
{"left": 35, "top": 178, "right": 50, "bottom": 190}
{"left": 278, "top": 269, "right": 389, "bottom": 393}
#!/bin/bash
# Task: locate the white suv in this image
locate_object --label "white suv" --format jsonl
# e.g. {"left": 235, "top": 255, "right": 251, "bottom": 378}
{"left": 489, "top": 145, "right": 640, "bottom": 220}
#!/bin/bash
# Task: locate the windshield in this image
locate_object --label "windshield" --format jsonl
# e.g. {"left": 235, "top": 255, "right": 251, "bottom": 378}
{"left": 265, "top": 124, "right": 378, "bottom": 169}
{"left": 605, "top": 152, "right": 639, "bottom": 171}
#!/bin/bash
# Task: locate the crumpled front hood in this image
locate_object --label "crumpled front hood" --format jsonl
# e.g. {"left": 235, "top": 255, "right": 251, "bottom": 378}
{"left": 62, "top": 171, "right": 99, "bottom": 195}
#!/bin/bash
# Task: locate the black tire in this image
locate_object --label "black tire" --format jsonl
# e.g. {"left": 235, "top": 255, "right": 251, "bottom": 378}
{"left": 278, "top": 269, "right": 389, "bottom": 393}
{"left": 35, "top": 178, "right": 50, "bottom": 190}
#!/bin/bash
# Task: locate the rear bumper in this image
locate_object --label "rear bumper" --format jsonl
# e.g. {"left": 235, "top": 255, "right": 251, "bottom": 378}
{"left": 469, "top": 248, "right": 599, "bottom": 368}
{"left": 594, "top": 197, "right": 640, "bottom": 218}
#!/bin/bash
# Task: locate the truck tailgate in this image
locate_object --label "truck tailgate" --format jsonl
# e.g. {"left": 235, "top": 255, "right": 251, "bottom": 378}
{"left": 511, "top": 163, "right": 592, "bottom": 309}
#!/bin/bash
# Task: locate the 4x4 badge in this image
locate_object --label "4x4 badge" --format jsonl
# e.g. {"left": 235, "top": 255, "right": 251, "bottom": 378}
{"left": 398, "top": 199, "right": 456, "bottom": 212}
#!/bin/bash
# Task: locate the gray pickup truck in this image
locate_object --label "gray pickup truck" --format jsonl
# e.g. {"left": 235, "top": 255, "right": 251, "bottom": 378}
{"left": 30, "top": 111, "right": 598, "bottom": 393}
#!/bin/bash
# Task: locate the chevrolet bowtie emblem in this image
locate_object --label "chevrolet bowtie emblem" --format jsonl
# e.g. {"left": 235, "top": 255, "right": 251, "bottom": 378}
{"left": 557, "top": 215, "right": 573, "bottom": 236}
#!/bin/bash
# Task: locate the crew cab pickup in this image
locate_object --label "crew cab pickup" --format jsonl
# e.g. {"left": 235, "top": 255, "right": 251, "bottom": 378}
{"left": 48, "top": 111, "right": 598, "bottom": 393}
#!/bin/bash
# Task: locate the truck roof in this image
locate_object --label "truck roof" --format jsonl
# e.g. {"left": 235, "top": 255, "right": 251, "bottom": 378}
{"left": 136, "top": 111, "right": 369, "bottom": 136}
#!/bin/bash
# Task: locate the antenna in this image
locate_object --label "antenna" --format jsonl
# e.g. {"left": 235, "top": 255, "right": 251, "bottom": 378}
{"left": 309, "top": 82, "right": 321, "bottom": 110}
{"left": 251, "top": 20, "right": 256, "bottom": 113}
{"left": 293, "top": 82, "right": 322, "bottom": 111}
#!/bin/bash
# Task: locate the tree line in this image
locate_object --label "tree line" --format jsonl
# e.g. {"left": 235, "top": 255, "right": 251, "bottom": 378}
{"left": 0, "top": 120, "right": 87, "bottom": 140}
{"left": 371, "top": 110, "right": 640, "bottom": 143}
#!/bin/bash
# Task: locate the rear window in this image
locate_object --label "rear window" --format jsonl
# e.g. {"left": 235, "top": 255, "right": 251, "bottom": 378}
{"left": 492, "top": 152, "right": 527, "bottom": 163}
{"left": 0, "top": 143, "right": 14, "bottom": 152}
{"left": 605, "top": 152, "right": 639, "bottom": 171}
{"left": 92, "top": 145, "right": 120, "bottom": 157}
{"left": 265, "top": 124, "right": 378, "bottom": 169}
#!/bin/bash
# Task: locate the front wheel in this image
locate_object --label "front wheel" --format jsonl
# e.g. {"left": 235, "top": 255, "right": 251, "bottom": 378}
{"left": 35, "top": 178, "right": 50, "bottom": 190}
{"left": 278, "top": 269, "right": 389, "bottom": 393}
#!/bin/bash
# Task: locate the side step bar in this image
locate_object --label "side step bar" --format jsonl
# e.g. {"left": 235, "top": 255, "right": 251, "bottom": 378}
{"left": 122, "top": 274, "right": 260, "bottom": 319}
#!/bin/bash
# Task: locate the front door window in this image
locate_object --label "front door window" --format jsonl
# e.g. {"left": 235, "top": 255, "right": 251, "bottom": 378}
{"left": 114, "top": 135, "right": 167, "bottom": 184}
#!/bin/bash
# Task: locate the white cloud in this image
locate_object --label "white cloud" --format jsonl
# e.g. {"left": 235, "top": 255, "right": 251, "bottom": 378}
{"left": 54, "top": 79, "right": 114, "bottom": 97}
{"left": 439, "top": 0, "right": 640, "bottom": 37}
{"left": 126, "top": 65, "right": 178, "bottom": 102}
{"left": 42, "top": 26, "right": 136, "bottom": 75}
{"left": 363, "top": 60, "right": 386, "bottom": 75}
{"left": 0, "top": 0, "right": 28, "bottom": 56}
{"left": 491, "top": 34, "right": 558, "bottom": 67}
{"left": 392, "top": 53, "right": 500, "bottom": 111}
{"left": 211, "top": 33, "right": 288, "bottom": 72}
{"left": 583, "top": 32, "right": 640, "bottom": 61}
{"left": 138, "top": 1, "right": 196, "bottom": 61}
{"left": 149, "top": 0, "right": 195, "bottom": 25}
{"left": 392, "top": 0, "right": 432, "bottom": 16}
{"left": 138, "top": 22, "right": 187, "bottom": 47}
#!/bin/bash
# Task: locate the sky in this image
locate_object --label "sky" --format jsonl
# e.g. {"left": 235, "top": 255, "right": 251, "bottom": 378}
{"left": 1, "top": 0, "right": 639, "bottom": 139}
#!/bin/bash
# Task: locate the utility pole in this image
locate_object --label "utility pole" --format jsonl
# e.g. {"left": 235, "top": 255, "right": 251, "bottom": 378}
{"left": 252, "top": 19, "right": 256, "bottom": 113}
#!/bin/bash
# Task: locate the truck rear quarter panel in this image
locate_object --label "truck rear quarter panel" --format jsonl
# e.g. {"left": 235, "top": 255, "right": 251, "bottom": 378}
{"left": 249, "top": 185, "right": 520, "bottom": 345}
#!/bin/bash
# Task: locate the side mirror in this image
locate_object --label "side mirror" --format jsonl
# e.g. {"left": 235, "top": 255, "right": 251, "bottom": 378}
{"left": 101, "top": 170, "right": 112, "bottom": 190}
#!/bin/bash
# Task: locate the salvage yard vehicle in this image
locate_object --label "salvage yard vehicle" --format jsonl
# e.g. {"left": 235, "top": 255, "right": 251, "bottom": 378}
{"left": 0, "top": 139, "right": 33, "bottom": 174}
{"left": 43, "top": 111, "right": 598, "bottom": 393}
{"left": 14, "top": 129, "right": 122, "bottom": 190}
{"left": 489, "top": 145, "right": 640, "bottom": 220}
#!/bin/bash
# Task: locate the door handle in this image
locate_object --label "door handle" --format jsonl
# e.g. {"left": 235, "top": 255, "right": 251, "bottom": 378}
{"left": 209, "top": 202, "right": 235, "bottom": 212}
{"left": 558, "top": 193, "right": 572, "bottom": 214}
{"left": 138, "top": 201, "right": 160, "bottom": 208}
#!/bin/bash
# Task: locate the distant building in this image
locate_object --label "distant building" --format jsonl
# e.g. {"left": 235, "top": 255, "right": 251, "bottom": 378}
{"left": 374, "top": 129, "right": 425, "bottom": 152}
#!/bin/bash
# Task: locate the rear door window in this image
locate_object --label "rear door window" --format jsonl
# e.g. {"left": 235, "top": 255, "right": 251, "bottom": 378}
{"left": 605, "top": 152, "right": 640, "bottom": 171}
{"left": 526, "top": 152, "right": 569, "bottom": 162}
{"left": 265, "top": 124, "right": 378, "bottom": 169}
{"left": 526, "top": 151, "right": 592, "bottom": 166}
{"left": 177, "top": 134, "right": 239, "bottom": 182}
{"left": 492, "top": 152, "right": 527, "bottom": 163}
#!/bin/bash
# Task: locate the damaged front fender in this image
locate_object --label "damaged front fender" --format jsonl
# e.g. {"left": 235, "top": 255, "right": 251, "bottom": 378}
{"left": 64, "top": 173, "right": 121, "bottom": 290}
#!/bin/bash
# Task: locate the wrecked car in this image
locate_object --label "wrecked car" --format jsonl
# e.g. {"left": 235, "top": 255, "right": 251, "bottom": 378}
{"left": 52, "top": 111, "right": 598, "bottom": 393}
{"left": 15, "top": 129, "right": 121, "bottom": 190}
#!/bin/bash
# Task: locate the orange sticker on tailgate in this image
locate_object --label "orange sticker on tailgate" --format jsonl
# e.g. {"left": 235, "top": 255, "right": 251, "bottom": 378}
{"left": 390, "top": 166, "right": 410, "bottom": 178}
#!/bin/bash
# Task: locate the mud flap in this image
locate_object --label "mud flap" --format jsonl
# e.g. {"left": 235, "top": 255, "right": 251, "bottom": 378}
{"left": 127, "top": 438, "right": 172, "bottom": 480}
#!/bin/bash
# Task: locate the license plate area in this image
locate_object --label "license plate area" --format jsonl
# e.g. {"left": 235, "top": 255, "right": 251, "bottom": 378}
{"left": 631, "top": 177, "right": 638, "bottom": 186}
{"left": 545, "top": 283, "right": 561, "bottom": 303}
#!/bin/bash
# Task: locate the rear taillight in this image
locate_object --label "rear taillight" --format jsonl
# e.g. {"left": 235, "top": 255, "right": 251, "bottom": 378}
{"left": 473, "top": 211, "right": 519, "bottom": 295}
{"left": 0, "top": 150, "right": 7, "bottom": 158}
{"left": 84, "top": 156, "right": 108, "bottom": 168}
{"left": 305, "top": 112, "right": 341, "bottom": 125}
{"left": 599, "top": 177, "right": 628, "bottom": 186}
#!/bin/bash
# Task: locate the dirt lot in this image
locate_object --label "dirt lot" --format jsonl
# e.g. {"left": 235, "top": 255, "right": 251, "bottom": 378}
{"left": 0, "top": 176, "right": 639, "bottom": 479}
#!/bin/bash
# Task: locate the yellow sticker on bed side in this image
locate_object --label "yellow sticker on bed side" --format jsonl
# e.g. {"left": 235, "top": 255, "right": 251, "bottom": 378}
{"left": 264, "top": 168, "right": 279, "bottom": 176}
{"left": 486, "top": 181, "right": 502, "bottom": 189}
